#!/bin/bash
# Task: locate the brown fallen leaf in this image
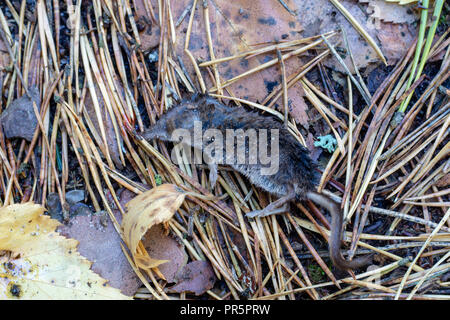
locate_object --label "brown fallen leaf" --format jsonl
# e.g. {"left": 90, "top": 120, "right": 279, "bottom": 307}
{"left": 359, "top": 0, "right": 418, "bottom": 24}
{"left": 57, "top": 214, "right": 142, "bottom": 296}
{"left": 173, "top": 0, "right": 311, "bottom": 126}
{"left": 288, "top": 85, "right": 309, "bottom": 126}
{"left": 375, "top": 22, "right": 416, "bottom": 65}
{"left": 108, "top": 188, "right": 139, "bottom": 225}
{"left": 0, "top": 203, "right": 130, "bottom": 299}
{"left": 435, "top": 173, "right": 450, "bottom": 188}
{"left": 295, "top": 0, "right": 382, "bottom": 73}
{"left": 143, "top": 224, "right": 188, "bottom": 283}
{"left": 169, "top": 260, "right": 216, "bottom": 296}
{"left": 122, "top": 184, "right": 187, "bottom": 270}
{"left": 133, "top": 0, "right": 160, "bottom": 52}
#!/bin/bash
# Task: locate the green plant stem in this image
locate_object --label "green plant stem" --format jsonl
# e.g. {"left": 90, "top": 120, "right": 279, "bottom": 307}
{"left": 398, "top": 0, "right": 429, "bottom": 113}
{"left": 399, "top": 0, "right": 444, "bottom": 113}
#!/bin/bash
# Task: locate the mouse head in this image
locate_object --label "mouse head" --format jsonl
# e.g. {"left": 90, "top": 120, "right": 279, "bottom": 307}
{"left": 143, "top": 94, "right": 204, "bottom": 142}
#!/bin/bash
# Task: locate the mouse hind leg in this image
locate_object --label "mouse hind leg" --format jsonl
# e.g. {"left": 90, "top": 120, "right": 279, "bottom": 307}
{"left": 246, "top": 190, "right": 296, "bottom": 218}
{"left": 207, "top": 161, "right": 218, "bottom": 189}
{"left": 201, "top": 152, "right": 219, "bottom": 189}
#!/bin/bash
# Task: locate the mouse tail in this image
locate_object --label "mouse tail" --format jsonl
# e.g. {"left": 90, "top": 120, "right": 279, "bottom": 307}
{"left": 306, "top": 191, "right": 373, "bottom": 271}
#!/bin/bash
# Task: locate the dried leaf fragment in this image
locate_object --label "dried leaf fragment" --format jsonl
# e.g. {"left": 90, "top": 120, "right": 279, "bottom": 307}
{"left": 359, "top": 0, "right": 417, "bottom": 24}
{"left": 169, "top": 261, "right": 216, "bottom": 296}
{"left": 122, "top": 184, "right": 187, "bottom": 270}
{"left": 376, "top": 22, "right": 415, "bottom": 65}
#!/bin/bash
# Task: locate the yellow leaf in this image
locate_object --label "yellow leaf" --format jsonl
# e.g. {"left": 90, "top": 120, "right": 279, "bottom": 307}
{"left": 122, "top": 184, "right": 186, "bottom": 270}
{"left": 0, "top": 203, "right": 131, "bottom": 299}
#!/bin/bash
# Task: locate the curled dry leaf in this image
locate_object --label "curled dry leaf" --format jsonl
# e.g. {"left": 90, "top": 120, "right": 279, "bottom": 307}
{"left": 0, "top": 203, "right": 130, "bottom": 299}
{"left": 122, "top": 184, "right": 186, "bottom": 270}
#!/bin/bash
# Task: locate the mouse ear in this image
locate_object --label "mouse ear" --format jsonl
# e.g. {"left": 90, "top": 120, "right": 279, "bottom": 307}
{"left": 184, "top": 92, "right": 209, "bottom": 109}
{"left": 181, "top": 92, "right": 198, "bottom": 102}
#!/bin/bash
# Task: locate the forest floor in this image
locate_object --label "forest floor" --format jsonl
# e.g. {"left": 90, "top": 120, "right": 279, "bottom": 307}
{"left": 0, "top": 0, "right": 449, "bottom": 300}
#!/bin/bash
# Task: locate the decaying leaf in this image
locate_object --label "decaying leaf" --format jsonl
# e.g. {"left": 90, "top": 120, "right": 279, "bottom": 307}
{"left": 173, "top": 0, "right": 312, "bottom": 126}
{"left": 143, "top": 224, "right": 188, "bottom": 283}
{"left": 295, "top": 0, "right": 382, "bottom": 73}
{"left": 169, "top": 261, "right": 216, "bottom": 296}
{"left": 57, "top": 214, "right": 142, "bottom": 296}
{"left": 133, "top": 0, "right": 160, "bottom": 52}
{"left": 359, "top": 0, "right": 418, "bottom": 24}
{"left": 0, "top": 203, "right": 130, "bottom": 299}
{"left": 122, "top": 184, "right": 187, "bottom": 270}
{"left": 376, "top": 22, "right": 415, "bottom": 65}
{"left": 435, "top": 173, "right": 450, "bottom": 188}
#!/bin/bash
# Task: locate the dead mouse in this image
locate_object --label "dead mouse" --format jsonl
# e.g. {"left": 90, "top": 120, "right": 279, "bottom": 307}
{"left": 142, "top": 94, "right": 373, "bottom": 271}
